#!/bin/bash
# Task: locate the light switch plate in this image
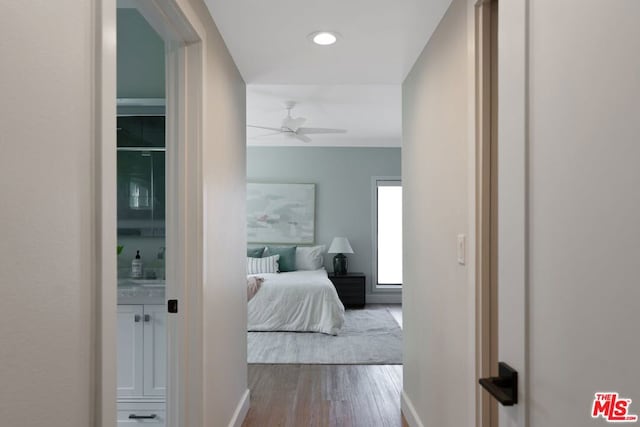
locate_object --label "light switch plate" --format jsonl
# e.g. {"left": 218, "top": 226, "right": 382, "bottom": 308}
{"left": 457, "top": 234, "right": 466, "bottom": 265}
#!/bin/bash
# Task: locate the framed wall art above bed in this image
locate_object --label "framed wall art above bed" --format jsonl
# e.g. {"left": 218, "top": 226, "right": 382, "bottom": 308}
{"left": 247, "top": 182, "right": 316, "bottom": 244}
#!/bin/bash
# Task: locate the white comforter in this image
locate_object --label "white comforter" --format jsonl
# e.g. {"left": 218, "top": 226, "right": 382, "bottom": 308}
{"left": 248, "top": 268, "right": 345, "bottom": 335}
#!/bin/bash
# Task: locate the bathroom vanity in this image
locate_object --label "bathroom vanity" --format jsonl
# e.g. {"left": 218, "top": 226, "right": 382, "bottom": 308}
{"left": 117, "top": 280, "right": 166, "bottom": 426}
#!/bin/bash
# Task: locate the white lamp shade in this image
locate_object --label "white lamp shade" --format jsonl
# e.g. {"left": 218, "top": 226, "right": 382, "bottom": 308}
{"left": 328, "top": 237, "right": 354, "bottom": 254}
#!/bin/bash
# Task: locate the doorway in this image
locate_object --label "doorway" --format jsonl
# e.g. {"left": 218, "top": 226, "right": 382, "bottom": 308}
{"left": 98, "top": 1, "right": 203, "bottom": 426}
{"left": 115, "top": 5, "right": 168, "bottom": 424}
{"left": 476, "top": 0, "right": 499, "bottom": 426}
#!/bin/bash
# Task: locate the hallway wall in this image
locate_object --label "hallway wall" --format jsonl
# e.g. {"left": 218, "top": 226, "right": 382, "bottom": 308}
{"left": 0, "top": 1, "right": 98, "bottom": 425}
{"left": 401, "top": 0, "right": 472, "bottom": 425}
{"left": 181, "top": 0, "right": 249, "bottom": 425}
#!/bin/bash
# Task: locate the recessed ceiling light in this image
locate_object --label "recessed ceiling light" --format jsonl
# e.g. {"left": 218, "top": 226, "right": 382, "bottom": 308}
{"left": 309, "top": 31, "right": 339, "bottom": 46}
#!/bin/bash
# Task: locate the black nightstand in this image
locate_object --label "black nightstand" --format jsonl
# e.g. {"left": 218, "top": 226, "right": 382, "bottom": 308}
{"left": 328, "top": 273, "right": 366, "bottom": 308}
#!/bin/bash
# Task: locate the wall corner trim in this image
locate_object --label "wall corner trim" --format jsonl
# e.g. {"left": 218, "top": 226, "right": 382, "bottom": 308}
{"left": 401, "top": 390, "right": 425, "bottom": 427}
{"left": 228, "top": 389, "right": 251, "bottom": 427}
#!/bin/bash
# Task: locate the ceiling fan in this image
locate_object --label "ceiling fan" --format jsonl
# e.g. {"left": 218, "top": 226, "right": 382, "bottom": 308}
{"left": 247, "top": 101, "right": 347, "bottom": 143}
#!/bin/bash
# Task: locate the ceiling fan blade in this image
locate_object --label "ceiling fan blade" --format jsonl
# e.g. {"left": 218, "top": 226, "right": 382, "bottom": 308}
{"left": 296, "top": 127, "right": 347, "bottom": 135}
{"left": 249, "top": 131, "right": 283, "bottom": 139}
{"left": 247, "top": 125, "right": 283, "bottom": 132}
{"left": 294, "top": 133, "right": 312, "bottom": 143}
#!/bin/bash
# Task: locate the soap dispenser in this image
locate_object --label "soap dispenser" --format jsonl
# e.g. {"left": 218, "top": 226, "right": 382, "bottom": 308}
{"left": 131, "top": 250, "right": 143, "bottom": 279}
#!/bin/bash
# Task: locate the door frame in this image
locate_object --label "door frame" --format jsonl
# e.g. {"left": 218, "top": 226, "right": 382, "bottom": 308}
{"left": 95, "top": 1, "right": 205, "bottom": 426}
{"left": 475, "top": 1, "right": 499, "bottom": 426}
{"left": 474, "top": 1, "right": 529, "bottom": 426}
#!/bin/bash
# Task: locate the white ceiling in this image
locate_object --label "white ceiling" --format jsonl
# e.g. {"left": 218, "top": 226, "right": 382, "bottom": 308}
{"left": 247, "top": 85, "right": 401, "bottom": 147}
{"left": 204, "top": 0, "right": 452, "bottom": 147}
{"left": 205, "top": 0, "right": 452, "bottom": 84}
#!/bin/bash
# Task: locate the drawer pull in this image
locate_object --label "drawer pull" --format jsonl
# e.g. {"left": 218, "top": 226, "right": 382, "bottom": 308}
{"left": 128, "top": 414, "right": 157, "bottom": 420}
{"left": 134, "top": 315, "right": 141, "bottom": 322}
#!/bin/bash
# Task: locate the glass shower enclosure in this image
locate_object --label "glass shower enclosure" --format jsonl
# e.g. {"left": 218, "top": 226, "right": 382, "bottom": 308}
{"left": 118, "top": 117, "right": 165, "bottom": 229}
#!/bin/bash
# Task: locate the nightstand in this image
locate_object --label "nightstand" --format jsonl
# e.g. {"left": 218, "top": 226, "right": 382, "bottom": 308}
{"left": 328, "top": 273, "right": 366, "bottom": 308}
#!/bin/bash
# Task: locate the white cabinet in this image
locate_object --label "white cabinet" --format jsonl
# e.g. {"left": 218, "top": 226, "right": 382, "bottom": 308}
{"left": 142, "top": 304, "right": 166, "bottom": 397}
{"left": 117, "top": 306, "right": 144, "bottom": 397}
{"left": 117, "top": 304, "right": 165, "bottom": 426}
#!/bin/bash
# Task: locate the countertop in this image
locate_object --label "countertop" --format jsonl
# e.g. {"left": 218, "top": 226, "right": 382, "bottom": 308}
{"left": 118, "top": 279, "right": 165, "bottom": 305}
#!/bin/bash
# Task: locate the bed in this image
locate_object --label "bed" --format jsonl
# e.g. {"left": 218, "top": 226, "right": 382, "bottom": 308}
{"left": 248, "top": 268, "right": 345, "bottom": 335}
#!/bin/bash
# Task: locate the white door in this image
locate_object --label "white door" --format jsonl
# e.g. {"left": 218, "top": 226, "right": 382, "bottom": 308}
{"left": 497, "top": 0, "right": 527, "bottom": 425}
{"left": 143, "top": 305, "right": 167, "bottom": 397}
{"left": 118, "top": 305, "right": 144, "bottom": 397}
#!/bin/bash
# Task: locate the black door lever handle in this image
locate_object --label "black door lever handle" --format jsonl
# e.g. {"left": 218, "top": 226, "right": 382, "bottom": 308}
{"left": 479, "top": 362, "right": 518, "bottom": 406}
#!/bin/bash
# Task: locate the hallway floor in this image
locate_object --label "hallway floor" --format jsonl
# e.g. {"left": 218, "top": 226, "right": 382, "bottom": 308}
{"left": 243, "top": 305, "right": 405, "bottom": 426}
{"left": 242, "top": 364, "right": 406, "bottom": 427}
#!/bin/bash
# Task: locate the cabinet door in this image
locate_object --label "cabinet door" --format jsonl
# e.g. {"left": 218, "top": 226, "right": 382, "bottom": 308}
{"left": 143, "top": 305, "right": 166, "bottom": 396}
{"left": 117, "top": 116, "right": 143, "bottom": 148}
{"left": 117, "top": 305, "right": 144, "bottom": 397}
{"left": 117, "top": 116, "right": 165, "bottom": 148}
{"left": 141, "top": 116, "right": 165, "bottom": 148}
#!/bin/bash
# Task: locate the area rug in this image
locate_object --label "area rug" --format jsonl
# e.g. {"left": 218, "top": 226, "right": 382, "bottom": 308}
{"left": 247, "top": 306, "right": 402, "bottom": 364}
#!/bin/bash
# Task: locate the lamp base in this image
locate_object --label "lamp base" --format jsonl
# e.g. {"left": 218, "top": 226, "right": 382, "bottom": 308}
{"left": 333, "top": 253, "right": 348, "bottom": 275}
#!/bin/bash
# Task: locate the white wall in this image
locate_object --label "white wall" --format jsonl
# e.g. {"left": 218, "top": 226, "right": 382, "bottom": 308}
{"left": 523, "top": 1, "right": 640, "bottom": 425}
{"left": 117, "top": 8, "right": 165, "bottom": 98}
{"left": 0, "top": 1, "right": 97, "bottom": 425}
{"left": 401, "top": 0, "right": 473, "bottom": 425}
{"left": 182, "top": 0, "right": 249, "bottom": 425}
{"left": 0, "top": 1, "right": 248, "bottom": 426}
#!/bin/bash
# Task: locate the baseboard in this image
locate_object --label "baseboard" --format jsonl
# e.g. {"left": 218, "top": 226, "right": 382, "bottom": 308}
{"left": 401, "top": 390, "right": 425, "bottom": 427}
{"left": 366, "top": 293, "right": 402, "bottom": 304}
{"left": 228, "top": 388, "right": 250, "bottom": 427}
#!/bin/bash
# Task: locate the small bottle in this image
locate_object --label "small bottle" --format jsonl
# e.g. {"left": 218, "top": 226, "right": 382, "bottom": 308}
{"left": 131, "top": 250, "right": 143, "bottom": 279}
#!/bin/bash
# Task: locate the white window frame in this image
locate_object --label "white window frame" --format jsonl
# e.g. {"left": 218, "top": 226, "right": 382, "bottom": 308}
{"left": 372, "top": 177, "right": 403, "bottom": 291}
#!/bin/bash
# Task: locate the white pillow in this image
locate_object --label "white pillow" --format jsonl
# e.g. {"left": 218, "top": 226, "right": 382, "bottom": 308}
{"left": 295, "top": 245, "right": 326, "bottom": 270}
{"left": 247, "top": 254, "right": 279, "bottom": 275}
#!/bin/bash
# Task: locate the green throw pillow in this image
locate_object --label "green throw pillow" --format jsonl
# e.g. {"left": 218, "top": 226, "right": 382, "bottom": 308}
{"left": 265, "top": 246, "right": 297, "bottom": 272}
{"left": 247, "top": 247, "right": 265, "bottom": 258}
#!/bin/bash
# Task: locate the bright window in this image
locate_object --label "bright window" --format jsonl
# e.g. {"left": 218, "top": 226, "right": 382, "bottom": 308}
{"left": 375, "top": 180, "right": 402, "bottom": 286}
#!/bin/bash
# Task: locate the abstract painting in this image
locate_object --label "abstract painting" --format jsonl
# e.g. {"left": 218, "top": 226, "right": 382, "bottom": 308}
{"left": 247, "top": 183, "right": 316, "bottom": 244}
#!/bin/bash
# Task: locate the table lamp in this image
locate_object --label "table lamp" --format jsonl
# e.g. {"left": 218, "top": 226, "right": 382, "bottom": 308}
{"left": 328, "top": 237, "right": 354, "bottom": 275}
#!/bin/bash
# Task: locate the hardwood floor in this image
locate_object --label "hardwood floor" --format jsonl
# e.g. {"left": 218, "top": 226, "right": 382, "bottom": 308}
{"left": 242, "top": 364, "right": 407, "bottom": 427}
{"left": 243, "top": 305, "right": 406, "bottom": 426}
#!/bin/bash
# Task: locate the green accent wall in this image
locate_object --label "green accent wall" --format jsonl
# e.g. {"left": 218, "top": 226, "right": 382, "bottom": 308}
{"left": 247, "top": 146, "right": 401, "bottom": 300}
{"left": 117, "top": 9, "right": 165, "bottom": 98}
